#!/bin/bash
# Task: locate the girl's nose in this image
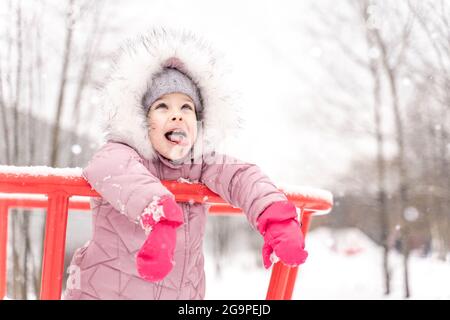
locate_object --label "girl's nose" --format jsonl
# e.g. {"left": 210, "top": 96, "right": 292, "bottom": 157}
{"left": 171, "top": 110, "right": 183, "bottom": 121}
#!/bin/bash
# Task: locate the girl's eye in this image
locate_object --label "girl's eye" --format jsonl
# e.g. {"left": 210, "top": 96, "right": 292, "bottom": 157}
{"left": 155, "top": 103, "right": 167, "bottom": 109}
{"left": 182, "top": 104, "right": 194, "bottom": 111}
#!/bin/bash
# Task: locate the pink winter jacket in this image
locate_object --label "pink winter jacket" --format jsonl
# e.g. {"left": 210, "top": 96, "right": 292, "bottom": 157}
{"left": 62, "top": 27, "right": 288, "bottom": 300}
{"left": 62, "top": 141, "right": 287, "bottom": 300}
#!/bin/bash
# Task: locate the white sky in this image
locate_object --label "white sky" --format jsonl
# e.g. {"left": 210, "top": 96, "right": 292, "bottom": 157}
{"left": 0, "top": 0, "right": 397, "bottom": 190}
{"left": 102, "top": 0, "right": 363, "bottom": 189}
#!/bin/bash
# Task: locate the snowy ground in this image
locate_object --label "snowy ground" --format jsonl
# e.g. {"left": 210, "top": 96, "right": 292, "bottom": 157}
{"left": 4, "top": 221, "right": 450, "bottom": 300}
{"left": 204, "top": 227, "right": 450, "bottom": 300}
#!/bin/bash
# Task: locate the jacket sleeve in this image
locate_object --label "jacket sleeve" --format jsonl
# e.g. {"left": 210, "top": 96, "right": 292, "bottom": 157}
{"left": 200, "top": 152, "right": 288, "bottom": 230}
{"left": 82, "top": 141, "right": 173, "bottom": 224}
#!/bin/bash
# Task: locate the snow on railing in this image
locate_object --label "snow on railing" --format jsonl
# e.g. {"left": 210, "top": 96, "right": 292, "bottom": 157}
{"left": 278, "top": 184, "right": 333, "bottom": 206}
{"left": 0, "top": 165, "right": 82, "bottom": 177}
{"left": 0, "top": 166, "right": 333, "bottom": 300}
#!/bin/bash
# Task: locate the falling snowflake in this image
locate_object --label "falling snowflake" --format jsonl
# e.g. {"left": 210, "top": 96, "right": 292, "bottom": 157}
{"left": 310, "top": 46, "right": 323, "bottom": 59}
{"left": 404, "top": 207, "right": 419, "bottom": 222}
{"left": 368, "top": 46, "right": 380, "bottom": 60}
{"left": 401, "top": 77, "right": 412, "bottom": 87}
{"left": 71, "top": 144, "right": 82, "bottom": 155}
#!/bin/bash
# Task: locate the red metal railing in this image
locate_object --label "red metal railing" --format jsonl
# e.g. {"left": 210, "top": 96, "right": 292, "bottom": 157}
{"left": 0, "top": 167, "right": 332, "bottom": 300}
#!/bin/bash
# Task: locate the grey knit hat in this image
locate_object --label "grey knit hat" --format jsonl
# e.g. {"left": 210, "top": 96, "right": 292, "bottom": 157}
{"left": 142, "top": 67, "right": 203, "bottom": 117}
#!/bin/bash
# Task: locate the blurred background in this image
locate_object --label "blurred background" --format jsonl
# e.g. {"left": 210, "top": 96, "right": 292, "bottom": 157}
{"left": 0, "top": 0, "right": 449, "bottom": 299}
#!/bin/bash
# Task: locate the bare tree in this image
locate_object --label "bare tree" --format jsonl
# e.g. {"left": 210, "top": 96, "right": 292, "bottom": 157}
{"left": 252, "top": 0, "right": 448, "bottom": 299}
{"left": 0, "top": 0, "right": 111, "bottom": 299}
{"left": 299, "top": 0, "right": 396, "bottom": 295}
{"left": 67, "top": 0, "right": 106, "bottom": 167}
{"left": 407, "top": 0, "right": 450, "bottom": 260}
{"left": 339, "top": 0, "right": 449, "bottom": 297}
{"left": 0, "top": 48, "right": 10, "bottom": 165}
{"left": 356, "top": 0, "right": 415, "bottom": 298}
{"left": 301, "top": 0, "right": 449, "bottom": 298}
{"left": 50, "top": 0, "right": 76, "bottom": 167}
{"left": 367, "top": 38, "right": 391, "bottom": 295}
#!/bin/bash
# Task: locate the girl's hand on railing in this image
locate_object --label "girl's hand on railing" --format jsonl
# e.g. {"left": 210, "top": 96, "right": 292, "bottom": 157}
{"left": 257, "top": 201, "right": 308, "bottom": 269}
{"left": 136, "top": 195, "right": 184, "bottom": 282}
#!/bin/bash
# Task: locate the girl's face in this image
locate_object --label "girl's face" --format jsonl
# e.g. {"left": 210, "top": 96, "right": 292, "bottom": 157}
{"left": 147, "top": 92, "right": 198, "bottom": 161}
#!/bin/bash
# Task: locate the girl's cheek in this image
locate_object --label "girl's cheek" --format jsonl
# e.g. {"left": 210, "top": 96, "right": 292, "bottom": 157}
{"left": 147, "top": 121, "right": 161, "bottom": 142}
{"left": 147, "top": 117, "right": 159, "bottom": 131}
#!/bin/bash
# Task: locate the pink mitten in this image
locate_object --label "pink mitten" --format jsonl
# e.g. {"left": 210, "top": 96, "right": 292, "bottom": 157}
{"left": 257, "top": 201, "right": 308, "bottom": 269}
{"left": 136, "top": 195, "right": 184, "bottom": 282}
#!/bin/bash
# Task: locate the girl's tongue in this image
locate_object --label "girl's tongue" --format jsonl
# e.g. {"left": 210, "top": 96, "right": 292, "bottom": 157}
{"left": 165, "top": 130, "right": 188, "bottom": 146}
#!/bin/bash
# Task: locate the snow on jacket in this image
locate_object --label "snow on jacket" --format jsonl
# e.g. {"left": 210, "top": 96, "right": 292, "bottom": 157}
{"left": 63, "top": 27, "right": 287, "bottom": 300}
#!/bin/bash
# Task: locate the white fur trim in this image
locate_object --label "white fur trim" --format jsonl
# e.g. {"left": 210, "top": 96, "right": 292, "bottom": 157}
{"left": 99, "top": 26, "right": 242, "bottom": 160}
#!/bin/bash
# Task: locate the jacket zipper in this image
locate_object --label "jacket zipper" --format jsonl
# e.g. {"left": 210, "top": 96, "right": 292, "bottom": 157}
{"left": 174, "top": 203, "right": 189, "bottom": 298}
{"left": 177, "top": 166, "right": 189, "bottom": 297}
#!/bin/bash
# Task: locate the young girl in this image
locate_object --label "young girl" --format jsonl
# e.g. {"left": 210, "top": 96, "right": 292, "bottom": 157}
{"left": 63, "top": 27, "right": 308, "bottom": 300}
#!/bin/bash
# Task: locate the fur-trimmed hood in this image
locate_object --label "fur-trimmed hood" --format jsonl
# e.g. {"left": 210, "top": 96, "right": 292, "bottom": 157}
{"left": 99, "top": 27, "right": 241, "bottom": 161}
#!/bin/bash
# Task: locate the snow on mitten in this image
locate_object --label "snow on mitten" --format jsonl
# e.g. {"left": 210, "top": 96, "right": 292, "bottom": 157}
{"left": 257, "top": 201, "right": 308, "bottom": 269}
{"left": 136, "top": 195, "right": 184, "bottom": 282}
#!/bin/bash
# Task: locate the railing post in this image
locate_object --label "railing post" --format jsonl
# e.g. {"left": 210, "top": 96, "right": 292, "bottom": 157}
{"left": 266, "top": 263, "right": 290, "bottom": 300}
{"left": 40, "top": 192, "right": 69, "bottom": 300}
{"left": 266, "top": 211, "right": 313, "bottom": 300}
{"left": 282, "top": 213, "right": 313, "bottom": 299}
{"left": 0, "top": 201, "right": 8, "bottom": 300}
